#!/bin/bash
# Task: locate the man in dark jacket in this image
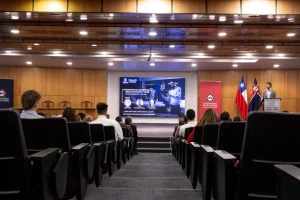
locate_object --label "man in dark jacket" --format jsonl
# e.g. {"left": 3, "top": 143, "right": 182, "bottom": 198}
{"left": 125, "top": 116, "right": 139, "bottom": 155}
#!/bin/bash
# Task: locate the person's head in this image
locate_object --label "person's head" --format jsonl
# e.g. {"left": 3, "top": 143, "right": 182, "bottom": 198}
{"left": 186, "top": 109, "right": 196, "bottom": 121}
{"left": 96, "top": 102, "right": 108, "bottom": 116}
{"left": 21, "top": 90, "right": 42, "bottom": 111}
{"left": 220, "top": 111, "right": 230, "bottom": 121}
{"left": 200, "top": 108, "right": 218, "bottom": 126}
{"left": 169, "top": 80, "right": 176, "bottom": 88}
{"left": 62, "top": 107, "right": 77, "bottom": 122}
{"left": 115, "top": 116, "right": 123, "bottom": 123}
{"left": 78, "top": 112, "right": 86, "bottom": 121}
{"left": 85, "top": 115, "right": 94, "bottom": 122}
{"left": 178, "top": 117, "right": 185, "bottom": 126}
{"left": 184, "top": 115, "right": 188, "bottom": 124}
{"left": 233, "top": 116, "right": 241, "bottom": 121}
{"left": 266, "top": 82, "right": 272, "bottom": 89}
{"left": 76, "top": 115, "right": 81, "bottom": 122}
{"left": 106, "top": 114, "right": 110, "bottom": 119}
{"left": 125, "top": 116, "right": 132, "bottom": 125}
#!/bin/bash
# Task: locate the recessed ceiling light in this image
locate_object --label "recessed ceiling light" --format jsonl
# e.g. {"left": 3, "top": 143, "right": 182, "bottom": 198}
{"left": 198, "top": 53, "right": 205, "bottom": 56}
{"left": 67, "top": 62, "right": 72, "bottom": 65}
{"left": 208, "top": 45, "right": 215, "bottom": 49}
{"left": 288, "top": 18, "right": 295, "bottom": 22}
{"left": 276, "top": 15, "right": 281, "bottom": 19}
{"left": 27, "top": 47, "right": 32, "bottom": 50}
{"left": 149, "top": 31, "right": 157, "bottom": 36}
{"left": 53, "top": 51, "right": 61, "bottom": 54}
{"left": 26, "top": 12, "right": 31, "bottom": 16}
{"left": 266, "top": 45, "right": 273, "bottom": 49}
{"left": 234, "top": 15, "right": 239, "bottom": 17}
{"left": 209, "top": 15, "right": 215, "bottom": 20}
{"left": 5, "top": 50, "right": 12, "bottom": 54}
{"left": 150, "top": 14, "right": 158, "bottom": 23}
{"left": 232, "top": 64, "right": 238, "bottom": 67}
{"left": 170, "top": 15, "right": 175, "bottom": 20}
{"left": 191, "top": 63, "right": 197, "bottom": 67}
{"left": 26, "top": 61, "right": 32, "bottom": 65}
{"left": 91, "top": 44, "right": 97, "bottom": 47}
{"left": 234, "top": 20, "right": 243, "bottom": 24}
{"left": 274, "top": 64, "right": 280, "bottom": 68}
{"left": 234, "top": 59, "right": 258, "bottom": 63}
{"left": 219, "top": 16, "right": 226, "bottom": 22}
{"left": 11, "top": 29, "right": 19, "bottom": 34}
{"left": 80, "top": 15, "right": 87, "bottom": 20}
{"left": 67, "top": 13, "right": 72, "bottom": 16}
{"left": 150, "top": 63, "right": 155, "bottom": 66}
{"left": 267, "top": 15, "right": 274, "bottom": 19}
{"left": 245, "top": 53, "right": 253, "bottom": 57}
{"left": 169, "top": 45, "right": 175, "bottom": 48}
{"left": 66, "top": 19, "right": 73, "bottom": 22}
{"left": 101, "top": 52, "right": 108, "bottom": 55}
{"left": 277, "top": 53, "right": 285, "bottom": 57}
{"left": 108, "top": 62, "right": 114, "bottom": 66}
{"left": 109, "top": 13, "right": 114, "bottom": 17}
{"left": 218, "top": 32, "right": 227, "bottom": 37}
{"left": 33, "top": 43, "right": 39, "bottom": 46}
{"left": 192, "top": 14, "right": 198, "bottom": 19}
{"left": 11, "top": 15, "right": 19, "bottom": 20}
{"left": 287, "top": 33, "right": 296, "bottom": 37}
{"left": 79, "top": 31, "right": 88, "bottom": 35}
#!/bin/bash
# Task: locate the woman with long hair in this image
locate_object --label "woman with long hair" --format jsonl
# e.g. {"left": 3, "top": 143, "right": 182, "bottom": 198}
{"left": 62, "top": 107, "right": 78, "bottom": 122}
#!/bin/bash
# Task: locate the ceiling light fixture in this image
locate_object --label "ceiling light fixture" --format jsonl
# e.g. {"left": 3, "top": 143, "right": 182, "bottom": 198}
{"left": 67, "top": 62, "right": 72, "bottom": 65}
{"left": 287, "top": 33, "right": 296, "bottom": 37}
{"left": 27, "top": 47, "right": 32, "bottom": 50}
{"left": 266, "top": 45, "right": 273, "bottom": 49}
{"left": 91, "top": 44, "right": 97, "bottom": 47}
{"left": 109, "top": 13, "right": 114, "bottom": 17}
{"left": 26, "top": 61, "right": 32, "bottom": 65}
{"left": 11, "top": 15, "right": 19, "bottom": 20}
{"left": 274, "top": 64, "right": 280, "bottom": 68}
{"left": 209, "top": 15, "right": 215, "bottom": 20}
{"left": 219, "top": 16, "right": 226, "bottom": 22}
{"left": 150, "top": 14, "right": 158, "bottom": 23}
{"left": 268, "top": 15, "right": 274, "bottom": 19}
{"left": 234, "top": 15, "right": 239, "bottom": 17}
{"left": 245, "top": 53, "right": 253, "bottom": 57}
{"left": 234, "top": 59, "right": 258, "bottom": 63}
{"left": 208, "top": 45, "right": 215, "bottom": 49}
{"left": 218, "top": 32, "right": 227, "bottom": 37}
{"left": 192, "top": 14, "right": 198, "bottom": 19}
{"left": 108, "top": 62, "right": 114, "bottom": 66}
{"left": 277, "top": 53, "right": 285, "bottom": 57}
{"left": 288, "top": 18, "right": 295, "bottom": 22}
{"left": 169, "top": 45, "right": 175, "bottom": 48}
{"left": 79, "top": 31, "right": 88, "bottom": 35}
{"left": 80, "top": 15, "right": 87, "bottom": 20}
{"left": 149, "top": 31, "right": 157, "bottom": 36}
{"left": 66, "top": 19, "right": 73, "bottom": 22}
{"left": 234, "top": 20, "right": 243, "bottom": 24}
{"left": 101, "top": 52, "right": 108, "bottom": 55}
{"left": 33, "top": 43, "right": 39, "bottom": 46}
{"left": 11, "top": 29, "right": 19, "bottom": 34}
{"left": 53, "top": 51, "right": 61, "bottom": 54}
{"left": 5, "top": 50, "right": 12, "bottom": 54}
{"left": 198, "top": 53, "right": 205, "bottom": 56}
{"left": 232, "top": 64, "right": 238, "bottom": 67}
{"left": 191, "top": 63, "right": 197, "bottom": 67}
{"left": 67, "top": 13, "right": 72, "bottom": 16}
{"left": 150, "top": 63, "right": 155, "bottom": 66}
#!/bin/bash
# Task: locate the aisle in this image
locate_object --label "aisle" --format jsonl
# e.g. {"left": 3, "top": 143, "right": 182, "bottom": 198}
{"left": 83, "top": 153, "right": 202, "bottom": 200}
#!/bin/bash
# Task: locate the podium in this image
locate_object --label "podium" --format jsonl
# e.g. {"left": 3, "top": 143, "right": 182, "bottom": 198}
{"left": 264, "top": 98, "right": 281, "bottom": 112}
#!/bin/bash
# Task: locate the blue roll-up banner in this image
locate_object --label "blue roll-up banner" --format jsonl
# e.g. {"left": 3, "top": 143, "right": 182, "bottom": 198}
{"left": 0, "top": 79, "right": 14, "bottom": 108}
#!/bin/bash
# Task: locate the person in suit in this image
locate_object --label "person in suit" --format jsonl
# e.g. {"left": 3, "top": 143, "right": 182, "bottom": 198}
{"left": 125, "top": 116, "right": 139, "bottom": 155}
{"left": 262, "top": 82, "right": 277, "bottom": 100}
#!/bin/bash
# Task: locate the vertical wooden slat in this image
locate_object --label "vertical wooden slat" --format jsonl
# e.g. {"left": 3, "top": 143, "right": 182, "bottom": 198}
{"left": 46, "top": 68, "right": 59, "bottom": 96}
{"left": 0, "top": 67, "right": 9, "bottom": 78}
{"left": 103, "top": 0, "right": 136, "bottom": 12}
{"left": 207, "top": 0, "right": 240, "bottom": 14}
{"left": 271, "top": 70, "right": 285, "bottom": 99}
{"left": 70, "top": 69, "right": 83, "bottom": 96}
{"left": 242, "top": 0, "right": 276, "bottom": 14}
{"left": 68, "top": 0, "right": 102, "bottom": 12}
{"left": 284, "top": 70, "right": 297, "bottom": 99}
{"left": 58, "top": 68, "right": 71, "bottom": 96}
{"left": 173, "top": 0, "right": 206, "bottom": 13}
{"left": 222, "top": 71, "right": 235, "bottom": 98}
{"left": 138, "top": 0, "right": 171, "bottom": 13}
{"left": 277, "top": 0, "right": 300, "bottom": 14}
{"left": 33, "top": 67, "right": 47, "bottom": 96}
{"left": 21, "top": 66, "right": 34, "bottom": 93}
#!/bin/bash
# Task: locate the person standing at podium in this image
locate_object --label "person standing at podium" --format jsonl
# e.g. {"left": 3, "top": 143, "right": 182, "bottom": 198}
{"left": 262, "top": 82, "right": 277, "bottom": 100}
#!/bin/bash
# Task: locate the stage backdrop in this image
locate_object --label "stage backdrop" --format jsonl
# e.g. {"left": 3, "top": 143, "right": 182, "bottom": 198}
{"left": 199, "top": 81, "right": 222, "bottom": 117}
{"left": 0, "top": 79, "right": 14, "bottom": 108}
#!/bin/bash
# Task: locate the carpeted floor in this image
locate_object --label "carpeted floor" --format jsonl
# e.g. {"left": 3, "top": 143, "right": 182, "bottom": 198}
{"left": 81, "top": 153, "right": 202, "bottom": 200}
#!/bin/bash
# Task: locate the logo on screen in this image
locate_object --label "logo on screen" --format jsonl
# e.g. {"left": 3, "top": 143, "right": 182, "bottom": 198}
{"left": 124, "top": 98, "right": 131, "bottom": 107}
{"left": 206, "top": 94, "right": 214, "bottom": 102}
{"left": 0, "top": 89, "right": 6, "bottom": 97}
{"left": 123, "top": 78, "right": 128, "bottom": 84}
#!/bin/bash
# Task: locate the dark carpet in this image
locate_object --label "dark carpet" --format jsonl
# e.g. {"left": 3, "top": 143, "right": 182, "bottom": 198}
{"left": 79, "top": 153, "right": 202, "bottom": 200}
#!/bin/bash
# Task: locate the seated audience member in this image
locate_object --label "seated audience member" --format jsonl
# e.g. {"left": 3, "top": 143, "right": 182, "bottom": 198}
{"left": 125, "top": 116, "right": 139, "bottom": 155}
{"left": 233, "top": 116, "right": 241, "bottom": 121}
{"left": 20, "top": 90, "right": 44, "bottom": 119}
{"left": 76, "top": 115, "right": 82, "bottom": 122}
{"left": 220, "top": 111, "right": 231, "bottom": 121}
{"left": 62, "top": 107, "right": 78, "bottom": 122}
{"left": 115, "top": 116, "right": 133, "bottom": 137}
{"left": 78, "top": 112, "right": 86, "bottom": 121}
{"left": 187, "top": 108, "right": 218, "bottom": 143}
{"left": 85, "top": 115, "right": 94, "bottom": 122}
{"left": 172, "top": 117, "right": 185, "bottom": 137}
{"left": 106, "top": 114, "right": 110, "bottom": 119}
{"left": 173, "top": 115, "right": 188, "bottom": 138}
{"left": 178, "top": 109, "right": 197, "bottom": 138}
{"left": 38, "top": 112, "right": 48, "bottom": 117}
{"left": 90, "top": 103, "right": 123, "bottom": 141}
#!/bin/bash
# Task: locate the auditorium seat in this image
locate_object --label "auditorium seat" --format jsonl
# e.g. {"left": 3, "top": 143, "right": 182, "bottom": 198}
{"left": 214, "top": 112, "right": 300, "bottom": 200}
{"left": 21, "top": 118, "right": 89, "bottom": 200}
{"left": 274, "top": 165, "right": 300, "bottom": 200}
{"left": 180, "top": 127, "right": 194, "bottom": 169}
{"left": 122, "top": 127, "right": 134, "bottom": 163}
{"left": 68, "top": 122, "right": 105, "bottom": 187}
{"left": 0, "top": 109, "right": 67, "bottom": 200}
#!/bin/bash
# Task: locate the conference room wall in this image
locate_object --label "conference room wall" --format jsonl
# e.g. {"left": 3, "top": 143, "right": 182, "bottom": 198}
{"left": 0, "top": 66, "right": 107, "bottom": 117}
{"left": 107, "top": 71, "right": 198, "bottom": 124}
{"left": 198, "top": 69, "right": 299, "bottom": 119}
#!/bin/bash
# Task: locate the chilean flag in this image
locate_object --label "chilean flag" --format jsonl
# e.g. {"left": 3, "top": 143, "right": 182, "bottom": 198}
{"left": 235, "top": 77, "right": 248, "bottom": 120}
{"left": 248, "top": 78, "right": 262, "bottom": 112}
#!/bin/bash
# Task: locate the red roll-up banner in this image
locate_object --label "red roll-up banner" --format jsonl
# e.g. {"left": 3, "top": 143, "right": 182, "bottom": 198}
{"left": 199, "top": 81, "right": 222, "bottom": 118}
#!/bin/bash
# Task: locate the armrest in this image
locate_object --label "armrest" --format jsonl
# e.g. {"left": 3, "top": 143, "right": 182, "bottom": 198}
{"left": 214, "top": 150, "right": 237, "bottom": 200}
{"left": 72, "top": 143, "right": 90, "bottom": 150}
{"left": 200, "top": 145, "right": 215, "bottom": 199}
{"left": 190, "top": 142, "right": 201, "bottom": 148}
{"left": 181, "top": 139, "right": 185, "bottom": 143}
{"left": 275, "top": 165, "right": 300, "bottom": 182}
{"left": 86, "top": 146, "right": 96, "bottom": 179}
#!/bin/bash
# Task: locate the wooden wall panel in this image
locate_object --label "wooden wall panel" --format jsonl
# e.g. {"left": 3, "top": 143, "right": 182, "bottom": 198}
{"left": 198, "top": 71, "right": 210, "bottom": 81}
{"left": 282, "top": 99, "right": 297, "bottom": 112}
{"left": 94, "top": 70, "right": 107, "bottom": 97}
{"left": 207, "top": 0, "right": 240, "bottom": 14}
{"left": 0, "top": 0, "right": 32, "bottom": 11}
{"left": 173, "top": 0, "right": 206, "bottom": 13}
{"left": 277, "top": 0, "right": 300, "bottom": 14}
{"left": 71, "top": 96, "right": 83, "bottom": 107}
{"left": 33, "top": 67, "right": 46, "bottom": 95}
{"left": 210, "top": 71, "right": 223, "bottom": 81}
{"left": 82, "top": 96, "right": 95, "bottom": 107}
{"left": 68, "top": 0, "right": 102, "bottom": 12}
{"left": 297, "top": 70, "right": 300, "bottom": 99}
{"left": 94, "top": 96, "right": 107, "bottom": 105}
{"left": 284, "top": 70, "right": 297, "bottom": 98}
{"left": 242, "top": 0, "right": 276, "bottom": 14}
{"left": 222, "top": 71, "right": 235, "bottom": 98}
{"left": 44, "top": 95, "right": 59, "bottom": 107}
{"left": 21, "top": 67, "right": 34, "bottom": 93}
{"left": 71, "top": 69, "right": 83, "bottom": 96}
{"left": 271, "top": 70, "right": 285, "bottom": 99}
{"left": 83, "top": 69, "right": 95, "bottom": 96}
{"left": 58, "top": 68, "right": 71, "bottom": 95}
{"left": 138, "top": 0, "right": 171, "bottom": 13}
{"left": 0, "top": 66, "right": 9, "bottom": 78}
{"left": 103, "top": 0, "right": 136, "bottom": 12}
{"left": 8, "top": 66, "right": 22, "bottom": 96}
{"left": 259, "top": 70, "right": 272, "bottom": 90}
{"left": 46, "top": 68, "right": 59, "bottom": 96}
{"left": 34, "top": 0, "right": 67, "bottom": 12}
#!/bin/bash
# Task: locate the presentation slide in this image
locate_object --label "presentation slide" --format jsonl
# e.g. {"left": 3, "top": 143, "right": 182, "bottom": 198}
{"left": 120, "top": 77, "right": 185, "bottom": 118}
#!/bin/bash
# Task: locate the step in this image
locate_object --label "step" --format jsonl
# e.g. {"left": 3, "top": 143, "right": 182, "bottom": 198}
{"left": 138, "top": 141, "right": 171, "bottom": 148}
{"left": 139, "top": 137, "right": 170, "bottom": 142}
{"left": 138, "top": 147, "right": 171, "bottom": 153}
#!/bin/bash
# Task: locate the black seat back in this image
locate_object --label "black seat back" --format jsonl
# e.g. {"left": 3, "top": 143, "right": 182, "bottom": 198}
{"left": 202, "top": 124, "right": 219, "bottom": 148}
{"left": 217, "top": 121, "right": 246, "bottom": 157}
{"left": 104, "top": 126, "right": 116, "bottom": 141}
{"left": 122, "top": 127, "right": 130, "bottom": 137}
{"left": 193, "top": 126, "right": 204, "bottom": 144}
{"left": 184, "top": 127, "right": 195, "bottom": 140}
{"left": 0, "top": 109, "right": 30, "bottom": 199}
{"left": 67, "top": 122, "right": 92, "bottom": 146}
{"left": 237, "top": 112, "right": 300, "bottom": 200}
{"left": 22, "top": 118, "right": 71, "bottom": 152}
{"left": 89, "top": 124, "right": 105, "bottom": 142}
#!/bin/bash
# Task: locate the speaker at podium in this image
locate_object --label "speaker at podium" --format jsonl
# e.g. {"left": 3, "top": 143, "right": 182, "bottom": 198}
{"left": 263, "top": 98, "right": 281, "bottom": 112}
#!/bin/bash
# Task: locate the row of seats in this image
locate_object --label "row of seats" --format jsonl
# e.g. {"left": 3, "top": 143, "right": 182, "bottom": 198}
{"left": 0, "top": 109, "right": 135, "bottom": 200}
{"left": 172, "top": 112, "right": 300, "bottom": 200}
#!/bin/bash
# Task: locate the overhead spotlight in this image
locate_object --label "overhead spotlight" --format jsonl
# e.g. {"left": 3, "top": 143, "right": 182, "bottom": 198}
{"left": 79, "top": 31, "right": 88, "bottom": 35}
{"left": 234, "top": 20, "right": 243, "bottom": 24}
{"left": 11, "top": 15, "right": 19, "bottom": 20}
{"left": 277, "top": 53, "right": 285, "bottom": 57}
{"left": 198, "top": 53, "right": 205, "bottom": 56}
{"left": 67, "top": 13, "right": 73, "bottom": 16}
{"left": 80, "top": 15, "right": 87, "bottom": 20}
{"left": 170, "top": 15, "right": 175, "bottom": 20}
{"left": 149, "top": 31, "right": 157, "bottom": 36}
{"left": 232, "top": 64, "right": 238, "bottom": 67}
{"left": 66, "top": 19, "right": 73, "bottom": 22}
{"left": 219, "top": 16, "right": 226, "bottom": 22}
{"left": 218, "top": 32, "right": 227, "bottom": 37}
{"left": 209, "top": 15, "right": 215, "bottom": 20}
{"left": 245, "top": 53, "right": 253, "bottom": 57}
{"left": 26, "top": 61, "right": 32, "bottom": 65}
{"left": 109, "top": 13, "right": 114, "bottom": 17}
{"left": 234, "top": 15, "right": 239, "bottom": 17}
{"left": 192, "top": 14, "right": 198, "bottom": 19}
{"left": 191, "top": 63, "right": 197, "bottom": 67}
{"left": 266, "top": 45, "right": 273, "bottom": 49}
{"left": 27, "top": 47, "right": 32, "bottom": 50}
{"left": 150, "top": 63, "right": 155, "bottom": 66}
{"left": 5, "top": 50, "right": 12, "bottom": 54}
{"left": 53, "top": 51, "right": 61, "bottom": 54}
{"left": 234, "top": 59, "right": 258, "bottom": 63}
{"left": 101, "top": 52, "right": 108, "bottom": 55}
{"left": 274, "top": 64, "right": 280, "bottom": 68}
{"left": 288, "top": 18, "right": 295, "bottom": 22}
{"left": 33, "top": 43, "right": 39, "bottom": 46}
{"left": 276, "top": 15, "right": 281, "bottom": 19}
{"left": 150, "top": 14, "right": 158, "bottom": 23}
{"left": 267, "top": 15, "right": 274, "bottom": 19}
{"left": 26, "top": 12, "right": 32, "bottom": 16}
{"left": 169, "top": 45, "right": 175, "bottom": 48}
{"left": 287, "top": 33, "right": 296, "bottom": 37}
{"left": 108, "top": 62, "right": 114, "bottom": 66}
{"left": 11, "top": 29, "right": 19, "bottom": 34}
{"left": 67, "top": 62, "right": 73, "bottom": 65}
{"left": 91, "top": 44, "right": 97, "bottom": 47}
{"left": 208, "top": 45, "right": 215, "bottom": 49}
